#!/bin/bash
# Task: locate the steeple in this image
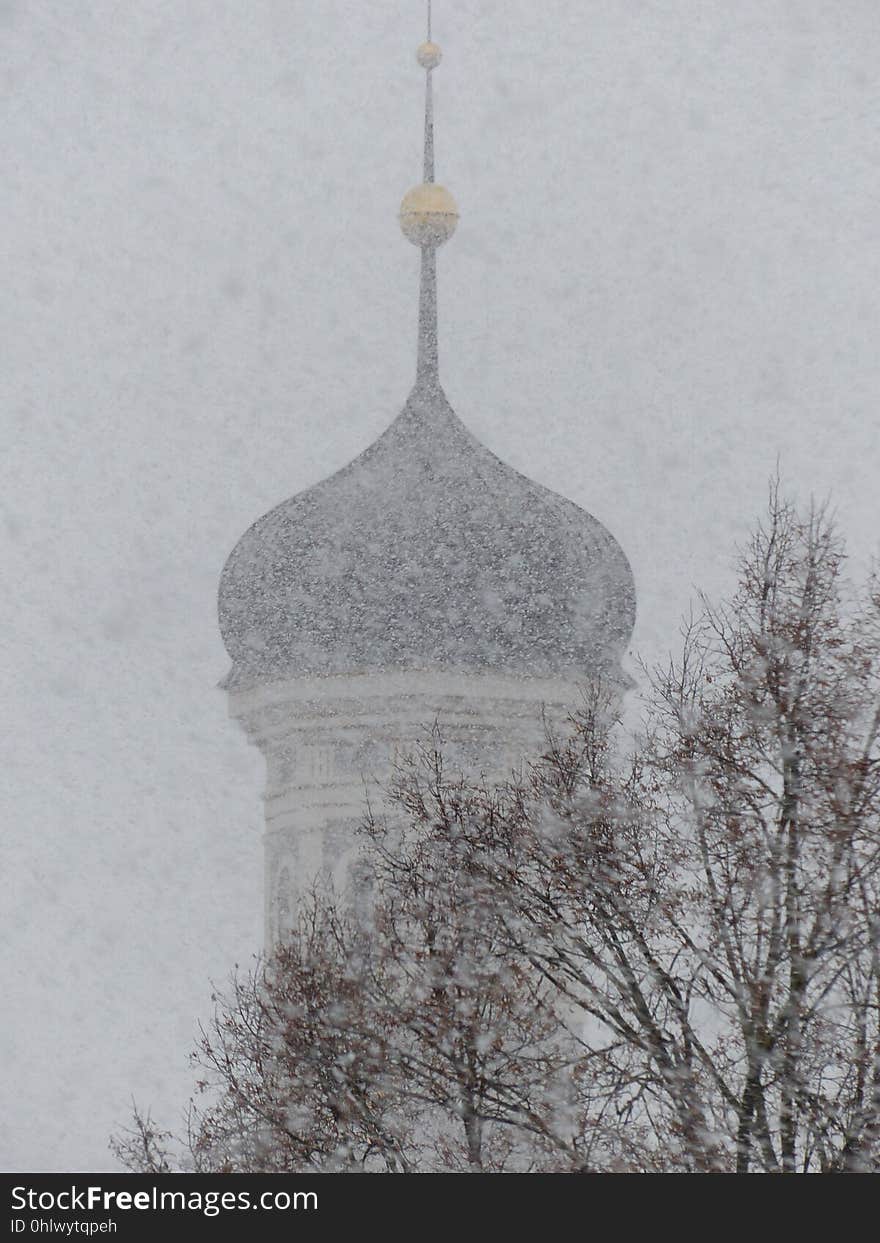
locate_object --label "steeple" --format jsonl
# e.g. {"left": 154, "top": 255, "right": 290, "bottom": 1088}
{"left": 218, "top": 2, "right": 636, "bottom": 694}
{"left": 217, "top": 2, "right": 637, "bottom": 947}
{"left": 398, "top": 3, "right": 459, "bottom": 392}
{"left": 422, "top": 1, "right": 436, "bottom": 184}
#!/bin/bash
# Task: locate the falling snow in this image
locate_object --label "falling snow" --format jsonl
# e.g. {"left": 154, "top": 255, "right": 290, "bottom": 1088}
{"left": 2, "top": 0, "right": 880, "bottom": 1173}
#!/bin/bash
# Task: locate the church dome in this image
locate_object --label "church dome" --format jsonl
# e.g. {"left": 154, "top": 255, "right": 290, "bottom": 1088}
{"left": 218, "top": 381, "right": 635, "bottom": 689}
{"left": 218, "top": 24, "right": 635, "bottom": 691}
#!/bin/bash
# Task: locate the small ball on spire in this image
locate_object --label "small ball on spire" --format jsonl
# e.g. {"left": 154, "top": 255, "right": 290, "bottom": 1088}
{"left": 417, "top": 41, "right": 442, "bottom": 70}
{"left": 399, "top": 183, "right": 459, "bottom": 247}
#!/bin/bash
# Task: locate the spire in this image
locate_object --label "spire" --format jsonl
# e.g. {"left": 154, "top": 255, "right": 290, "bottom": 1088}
{"left": 398, "top": 2, "right": 459, "bottom": 392}
{"left": 423, "top": 2, "right": 435, "bottom": 184}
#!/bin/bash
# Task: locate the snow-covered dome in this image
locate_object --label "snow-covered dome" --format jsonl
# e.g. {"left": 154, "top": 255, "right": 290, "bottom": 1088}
{"left": 217, "top": 27, "right": 635, "bottom": 691}
{"left": 218, "top": 379, "right": 635, "bottom": 689}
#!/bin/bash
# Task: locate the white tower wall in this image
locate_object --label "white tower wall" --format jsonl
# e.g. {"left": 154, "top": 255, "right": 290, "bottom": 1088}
{"left": 228, "top": 672, "right": 578, "bottom": 946}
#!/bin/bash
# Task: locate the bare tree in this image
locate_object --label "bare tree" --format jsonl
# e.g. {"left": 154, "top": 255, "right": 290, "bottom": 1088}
{"left": 113, "top": 866, "right": 576, "bottom": 1173}
{"left": 450, "top": 485, "right": 880, "bottom": 1172}
{"left": 648, "top": 485, "right": 880, "bottom": 1171}
{"left": 114, "top": 898, "right": 417, "bottom": 1173}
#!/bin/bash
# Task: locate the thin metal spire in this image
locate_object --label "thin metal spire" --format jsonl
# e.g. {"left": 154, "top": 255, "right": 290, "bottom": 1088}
{"left": 400, "top": 1, "right": 456, "bottom": 392}
{"left": 418, "top": 2, "right": 438, "bottom": 387}
{"left": 423, "top": 55, "right": 434, "bottom": 181}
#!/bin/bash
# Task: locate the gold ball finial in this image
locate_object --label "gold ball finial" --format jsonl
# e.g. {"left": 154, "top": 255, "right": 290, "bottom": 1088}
{"left": 399, "top": 183, "right": 459, "bottom": 247}
{"left": 417, "top": 41, "right": 442, "bottom": 70}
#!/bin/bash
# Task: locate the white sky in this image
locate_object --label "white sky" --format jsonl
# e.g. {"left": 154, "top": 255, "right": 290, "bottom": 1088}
{"left": 2, "top": 0, "right": 879, "bottom": 1170}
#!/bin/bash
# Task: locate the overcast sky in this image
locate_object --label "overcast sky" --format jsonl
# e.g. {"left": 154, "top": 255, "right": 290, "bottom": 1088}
{"left": 2, "top": 0, "right": 879, "bottom": 1171}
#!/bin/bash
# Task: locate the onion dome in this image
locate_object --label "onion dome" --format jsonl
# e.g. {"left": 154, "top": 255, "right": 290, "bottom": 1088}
{"left": 218, "top": 12, "right": 635, "bottom": 690}
{"left": 219, "top": 383, "right": 634, "bottom": 688}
